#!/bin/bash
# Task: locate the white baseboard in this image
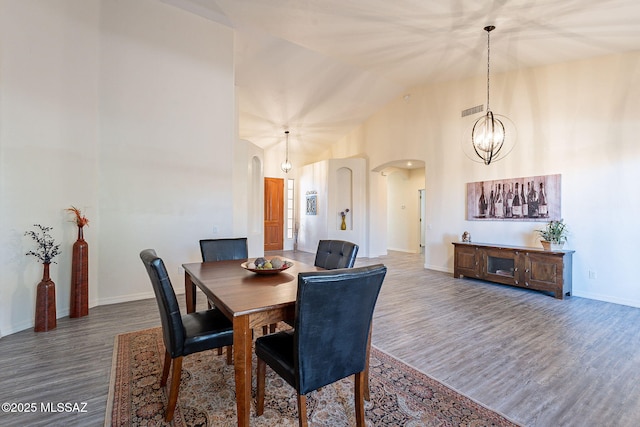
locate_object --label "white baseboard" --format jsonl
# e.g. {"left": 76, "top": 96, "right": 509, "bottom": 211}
{"left": 571, "top": 290, "right": 640, "bottom": 309}
{"left": 424, "top": 264, "right": 452, "bottom": 274}
{"left": 97, "top": 291, "right": 156, "bottom": 306}
{"left": 387, "top": 247, "right": 420, "bottom": 254}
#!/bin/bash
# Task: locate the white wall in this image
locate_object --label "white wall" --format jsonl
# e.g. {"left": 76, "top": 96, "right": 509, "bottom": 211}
{"left": 332, "top": 51, "right": 640, "bottom": 308}
{"left": 0, "top": 0, "right": 237, "bottom": 335}
{"left": 234, "top": 139, "right": 264, "bottom": 258}
{"left": 98, "top": 0, "right": 235, "bottom": 305}
{"left": 297, "top": 160, "right": 329, "bottom": 253}
{"left": 297, "top": 158, "right": 368, "bottom": 256}
{"left": 368, "top": 171, "right": 388, "bottom": 257}
{"left": 0, "top": 0, "right": 101, "bottom": 336}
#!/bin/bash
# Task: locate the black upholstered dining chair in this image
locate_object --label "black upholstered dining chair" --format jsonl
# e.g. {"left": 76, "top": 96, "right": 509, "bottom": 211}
{"left": 199, "top": 237, "right": 248, "bottom": 262}
{"left": 199, "top": 237, "right": 247, "bottom": 307}
{"left": 255, "top": 264, "right": 387, "bottom": 427}
{"left": 200, "top": 237, "right": 276, "bottom": 334}
{"left": 199, "top": 237, "right": 275, "bottom": 335}
{"left": 314, "top": 239, "right": 359, "bottom": 269}
{"left": 140, "top": 249, "right": 234, "bottom": 422}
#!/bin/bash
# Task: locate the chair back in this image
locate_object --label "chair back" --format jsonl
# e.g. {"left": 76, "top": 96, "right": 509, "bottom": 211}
{"left": 200, "top": 238, "right": 248, "bottom": 262}
{"left": 140, "top": 249, "right": 184, "bottom": 358}
{"left": 293, "top": 264, "right": 387, "bottom": 394}
{"left": 313, "top": 240, "right": 359, "bottom": 269}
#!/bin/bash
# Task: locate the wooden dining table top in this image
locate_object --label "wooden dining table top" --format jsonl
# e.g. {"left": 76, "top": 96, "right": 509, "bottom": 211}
{"left": 182, "top": 258, "right": 322, "bottom": 318}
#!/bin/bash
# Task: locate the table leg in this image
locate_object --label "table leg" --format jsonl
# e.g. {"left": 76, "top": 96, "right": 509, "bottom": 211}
{"left": 233, "top": 316, "right": 252, "bottom": 427}
{"left": 184, "top": 271, "right": 196, "bottom": 313}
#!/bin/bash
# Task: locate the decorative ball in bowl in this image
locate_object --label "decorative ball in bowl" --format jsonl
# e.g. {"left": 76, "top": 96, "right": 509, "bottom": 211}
{"left": 241, "top": 257, "right": 293, "bottom": 275}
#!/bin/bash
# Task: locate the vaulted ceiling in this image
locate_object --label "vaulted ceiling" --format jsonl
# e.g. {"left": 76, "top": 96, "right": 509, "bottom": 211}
{"left": 162, "top": 0, "right": 640, "bottom": 159}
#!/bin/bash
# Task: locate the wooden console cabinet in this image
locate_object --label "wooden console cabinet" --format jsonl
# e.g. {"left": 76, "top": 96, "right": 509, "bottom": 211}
{"left": 452, "top": 242, "right": 574, "bottom": 299}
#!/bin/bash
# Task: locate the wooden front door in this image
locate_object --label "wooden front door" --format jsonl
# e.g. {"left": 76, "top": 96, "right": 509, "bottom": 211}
{"left": 264, "top": 177, "right": 284, "bottom": 251}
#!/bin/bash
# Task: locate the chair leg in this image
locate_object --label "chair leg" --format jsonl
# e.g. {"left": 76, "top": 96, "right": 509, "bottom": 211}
{"left": 165, "top": 356, "right": 183, "bottom": 422}
{"left": 354, "top": 372, "right": 366, "bottom": 427}
{"left": 160, "top": 350, "right": 172, "bottom": 387}
{"left": 364, "top": 325, "right": 373, "bottom": 401}
{"left": 256, "top": 358, "right": 266, "bottom": 416}
{"left": 208, "top": 298, "right": 223, "bottom": 357}
{"left": 226, "top": 346, "right": 233, "bottom": 365}
{"left": 210, "top": 302, "right": 222, "bottom": 358}
{"left": 207, "top": 300, "right": 221, "bottom": 356}
{"left": 297, "top": 394, "right": 308, "bottom": 427}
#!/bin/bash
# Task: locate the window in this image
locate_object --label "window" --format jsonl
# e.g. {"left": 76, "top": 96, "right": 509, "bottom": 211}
{"left": 286, "top": 179, "right": 295, "bottom": 239}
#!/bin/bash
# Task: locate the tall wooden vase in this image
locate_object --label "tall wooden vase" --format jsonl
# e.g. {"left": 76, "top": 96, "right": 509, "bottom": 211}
{"left": 35, "top": 263, "right": 56, "bottom": 332}
{"left": 70, "top": 225, "right": 89, "bottom": 318}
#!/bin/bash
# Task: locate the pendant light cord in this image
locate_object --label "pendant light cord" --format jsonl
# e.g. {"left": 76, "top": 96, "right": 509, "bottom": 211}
{"left": 285, "top": 131, "right": 289, "bottom": 162}
{"left": 486, "top": 26, "right": 492, "bottom": 112}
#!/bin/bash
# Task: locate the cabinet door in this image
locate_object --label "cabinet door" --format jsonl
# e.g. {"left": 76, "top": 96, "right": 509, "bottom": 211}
{"left": 483, "top": 247, "right": 518, "bottom": 285}
{"left": 523, "top": 252, "right": 563, "bottom": 292}
{"left": 454, "top": 245, "right": 480, "bottom": 278}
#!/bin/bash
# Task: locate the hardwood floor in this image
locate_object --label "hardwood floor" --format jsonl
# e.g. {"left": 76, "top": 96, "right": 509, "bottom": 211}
{"left": 1, "top": 250, "right": 639, "bottom": 426}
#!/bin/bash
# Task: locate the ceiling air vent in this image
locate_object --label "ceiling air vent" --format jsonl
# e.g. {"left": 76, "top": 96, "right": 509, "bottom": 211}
{"left": 461, "top": 104, "right": 484, "bottom": 117}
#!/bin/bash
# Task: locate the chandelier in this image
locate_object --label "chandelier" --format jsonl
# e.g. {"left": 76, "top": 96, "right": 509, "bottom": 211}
{"left": 280, "top": 130, "right": 292, "bottom": 173}
{"left": 469, "top": 25, "right": 515, "bottom": 165}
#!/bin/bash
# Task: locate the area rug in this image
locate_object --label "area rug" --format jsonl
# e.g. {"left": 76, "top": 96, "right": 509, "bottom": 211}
{"left": 105, "top": 327, "right": 520, "bottom": 426}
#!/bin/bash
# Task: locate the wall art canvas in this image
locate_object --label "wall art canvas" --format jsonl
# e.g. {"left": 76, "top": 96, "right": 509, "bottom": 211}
{"left": 466, "top": 174, "right": 561, "bottom": 221}
{"left": 306, "top": 192, "right": 317, "bottom": 215}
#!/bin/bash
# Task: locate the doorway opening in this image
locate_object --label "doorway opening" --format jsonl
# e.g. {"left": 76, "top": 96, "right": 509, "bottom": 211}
{"left": 373, "top": 159, "right": 426, "bottom": 255}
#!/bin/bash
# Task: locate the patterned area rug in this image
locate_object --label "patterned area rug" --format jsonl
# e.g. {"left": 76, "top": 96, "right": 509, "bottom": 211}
{"left": 105, "top": 327, "right": 520, "bottom": 426}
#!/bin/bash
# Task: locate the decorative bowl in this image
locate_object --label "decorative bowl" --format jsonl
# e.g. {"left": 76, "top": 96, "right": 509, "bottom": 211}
{"left": 241, "top": 261, "right": 293, "bottom": 275}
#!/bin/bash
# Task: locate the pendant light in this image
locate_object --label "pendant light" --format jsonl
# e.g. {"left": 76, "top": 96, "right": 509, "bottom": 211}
{"left": 280, "top": 130, "right": 292, "bottom": 173}
{"left": 470, "top": 25, "right": 515, "bottom": 165}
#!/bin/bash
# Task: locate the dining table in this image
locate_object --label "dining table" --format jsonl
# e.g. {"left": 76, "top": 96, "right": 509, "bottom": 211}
{"left": 182, "top": 257, "right": 321, "bottom": 427}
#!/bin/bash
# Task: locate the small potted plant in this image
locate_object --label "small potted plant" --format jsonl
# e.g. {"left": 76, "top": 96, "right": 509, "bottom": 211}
{"left": 535, "top": 219, "right": 568, "bottom": 251}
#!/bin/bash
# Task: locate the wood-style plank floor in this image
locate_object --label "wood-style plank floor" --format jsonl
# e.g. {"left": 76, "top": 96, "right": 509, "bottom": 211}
{"left": 1, "top": 250, "right": 639, "bottom": 426}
